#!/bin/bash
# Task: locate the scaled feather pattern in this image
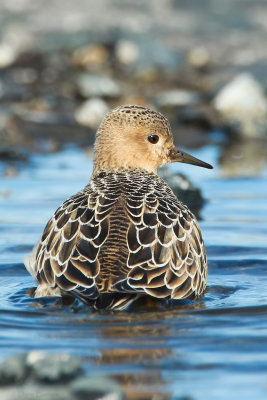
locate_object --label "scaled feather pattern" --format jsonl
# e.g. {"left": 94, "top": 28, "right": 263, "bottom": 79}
{"left": 25, "top": 105, "right": 211, "bottom": 310}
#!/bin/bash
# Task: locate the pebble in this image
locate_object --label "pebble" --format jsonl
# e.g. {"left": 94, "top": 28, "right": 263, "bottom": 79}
{"left": 76, "top": 74, "right": 121, "bottom": 98}
{"left": 10, "top": 68, "right": 38, "bottom": 85}
{"left": 213, "top": 73, "right": 267, "bottom": 137}
{"left": 0, "top": 354, "right": 28, "bottom": 385}
{"left": 0, "top": 43, "right": 17, "bottom": 68}
{"left": 0, "top": 385, "right": 72, "bottom": 400}
{"left": 3, "top": 165, "right": 19, "bottom": 177}
{"left": 71, "top": 376, "right": 124, "bottom": 400}
{"left": 72, "top": 44, "right": 108, "bottom": 68}
{"left": 155, "top": 89, "right": 199, "bottom": 108}
{"left": 26, "top": 352, "right": 81, "bottom": 383}
{"left": 115, "top": 40, "right": 139, "bottom": 65}
{"left": 75, "top": 98, "right": 108, "bottom": 128}
{"left": 188, "top": 46, "right": 211, "bottom": 69}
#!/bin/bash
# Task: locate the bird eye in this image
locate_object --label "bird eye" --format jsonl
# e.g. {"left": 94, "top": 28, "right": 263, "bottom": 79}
{"left": 147, "top": 135, "right": 159, "bottom": 144}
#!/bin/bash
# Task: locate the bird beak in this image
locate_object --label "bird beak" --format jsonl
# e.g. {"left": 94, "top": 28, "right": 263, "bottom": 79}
{"left": 168, "top": 147, "right": 213, "bottom": 169}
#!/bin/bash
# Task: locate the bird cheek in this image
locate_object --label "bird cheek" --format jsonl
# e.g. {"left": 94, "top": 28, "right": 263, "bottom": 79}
{"left": 134, "top": 152, "right": 143, "bottom": 160}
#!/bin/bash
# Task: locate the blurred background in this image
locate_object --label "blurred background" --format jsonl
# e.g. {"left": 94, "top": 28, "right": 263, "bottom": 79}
{"left": 0, "top": 1, "right": 267, "bottom": 400}
{"left": 1, "top": 0, "right": 267, "bottom": 171}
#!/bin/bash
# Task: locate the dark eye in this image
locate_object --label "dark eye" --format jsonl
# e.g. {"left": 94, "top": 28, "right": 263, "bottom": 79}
{"left": 147, "top": 135, "right": 159, "bottom": 144}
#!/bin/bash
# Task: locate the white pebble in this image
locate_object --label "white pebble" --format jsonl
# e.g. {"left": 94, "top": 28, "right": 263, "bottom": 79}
{"left": 75, "top": 98, "right": 108, "bottom": 128}
{"left": 0, "top": 43, "right": 17, "bottom": 68}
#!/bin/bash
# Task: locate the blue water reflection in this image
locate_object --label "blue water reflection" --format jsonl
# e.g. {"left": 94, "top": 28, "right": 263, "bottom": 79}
{"left": 0, "top": 145, "right": 267, "bottom": 400}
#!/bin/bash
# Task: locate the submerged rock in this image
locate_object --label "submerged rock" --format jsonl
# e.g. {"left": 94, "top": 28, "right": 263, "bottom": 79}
{"left": 0, "top": 354, "right": 28, "bottom": 385}
{"left": 26, "top": 352, "right": 81, "bottom": 383}
{"left": 1, "top": 384, "right": 72, "bottom": 400}
{"left": 213, "top": 73, "right": 267, "bottom": 138}
{"left": 71, "top": 376, "right": 123, "bottom": 400}
{"left": 0, "top": 353, "right": 124, "bottom": 400}
{"left": 0, "top": 147, "right": 28, "bottom": 162}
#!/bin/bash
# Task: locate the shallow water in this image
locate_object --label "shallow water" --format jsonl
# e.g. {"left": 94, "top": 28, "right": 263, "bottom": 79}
{"left": 0, "top": 146, "right": 267, "bottom": 399}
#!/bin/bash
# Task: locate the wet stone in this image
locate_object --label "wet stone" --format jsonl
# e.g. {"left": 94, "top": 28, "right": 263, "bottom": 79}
{"left": 26, "top": 352, "right": 82, "bottom": 383}
{"left": 71, "top": 376, "right": 124, "bottom": 400}
{"left": 0, "top": 384, "right": 73, "bottom": 400}
{"left": 0, "top": 147, "right": 28, "bottom": 162}
{"left": 158, "top": 166, "right": 204, "bottom": 216}
{"left": 0, "top": 354, "right": 28, "bottom": 385}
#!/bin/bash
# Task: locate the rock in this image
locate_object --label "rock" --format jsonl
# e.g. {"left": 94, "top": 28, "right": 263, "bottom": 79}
{"left": 158, "top": 166, "right": 204, "bottom": 216}
{"left": 188, "top": 46, "right": 211, "bottom": 69}
{"left": 3, "top": 165, "right": 19, "bottom": 177}
{"left": 0, "top": 43, "right": 17, "bottom": 68}
{"left": 26, "top": 352, "right": 81, "bottom": 383}
{"left": 155, "top": 89, "right": 199, "bottom": 108}
{"left": 0, "top": 354, "right": 28, "bottom": 385}
{"left": 71, "top": 376, "right": 124, "bottom": 400}
{"left": 10, "top": 68, "right": 38, "bottom": 85}
{"left": 0, "top": 147, "right": 28, "bottom": 162}
{"left": 72, "top": 45, "right": 108, "bottom": 68}
{"left": 76, "top": 74, "right": 121, "bottom": 98}
{"left": 176, "top": 104, "right": 217, "bottom": 131}
{"left": 11, "top": 110, "right": 95, "bottom": 150}
{"left": 115, "top": 40, "right": 139, "bottom": 65}
{"left": 75, "top": 98, "right": 108, "bottom": 128}
{"left": 0, "top": 77, "right": 28, "bottom": 99}
{"left": 213, "top": 73, "right": 267, "bottom": 138}
{"left": 0, "top": 384, "right": 73, "bottom": 400}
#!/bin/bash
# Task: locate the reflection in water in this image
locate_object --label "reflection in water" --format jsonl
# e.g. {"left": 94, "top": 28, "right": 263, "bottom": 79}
{"left": 219, "top": 137, "right": 267, "bottom": 177}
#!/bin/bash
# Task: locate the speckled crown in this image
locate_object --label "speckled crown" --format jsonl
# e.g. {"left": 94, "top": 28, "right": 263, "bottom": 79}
{"left": 98, "top": 105, "right": 171, "bottom": 132}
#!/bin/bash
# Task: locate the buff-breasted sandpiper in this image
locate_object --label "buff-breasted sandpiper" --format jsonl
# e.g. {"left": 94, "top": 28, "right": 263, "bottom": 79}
{"left": 25, "top": 105, "right": 213, "bottom": 310}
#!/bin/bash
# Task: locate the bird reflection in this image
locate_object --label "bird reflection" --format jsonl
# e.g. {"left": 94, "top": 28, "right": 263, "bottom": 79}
{"left": 27, "top": 290, "right": 205, "bottom": 399}
{"left": 91, "top": 298, "right": 205, "bottom": 399}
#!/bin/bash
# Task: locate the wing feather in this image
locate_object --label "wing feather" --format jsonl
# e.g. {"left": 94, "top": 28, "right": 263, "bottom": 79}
{"left": 26, "top": 171, "right": 207, "bottom": 308}
{"left": 31, "top": 187, "right": 111, "bottom": 301}
{"left": 123, "top": 178, "right": 207, "bottom": 300}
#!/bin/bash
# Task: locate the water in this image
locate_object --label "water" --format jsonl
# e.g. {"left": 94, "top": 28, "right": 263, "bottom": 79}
{"left": 0, "top": 146, "right": 267, "bottom": 399}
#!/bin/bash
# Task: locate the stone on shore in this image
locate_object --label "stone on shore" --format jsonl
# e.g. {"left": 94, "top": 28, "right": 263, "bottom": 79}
{"left": 213, "top": 73, "right": 267, "bottom": 138}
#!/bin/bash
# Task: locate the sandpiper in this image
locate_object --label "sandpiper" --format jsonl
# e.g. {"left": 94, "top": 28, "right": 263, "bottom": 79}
{"left": 25, "top": 105, "right": 212, "bottom": 310}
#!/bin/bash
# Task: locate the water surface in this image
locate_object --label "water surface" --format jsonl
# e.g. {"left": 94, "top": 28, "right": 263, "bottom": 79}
{"left": 0, "top": 146, "right": 266, "bottom": 399}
